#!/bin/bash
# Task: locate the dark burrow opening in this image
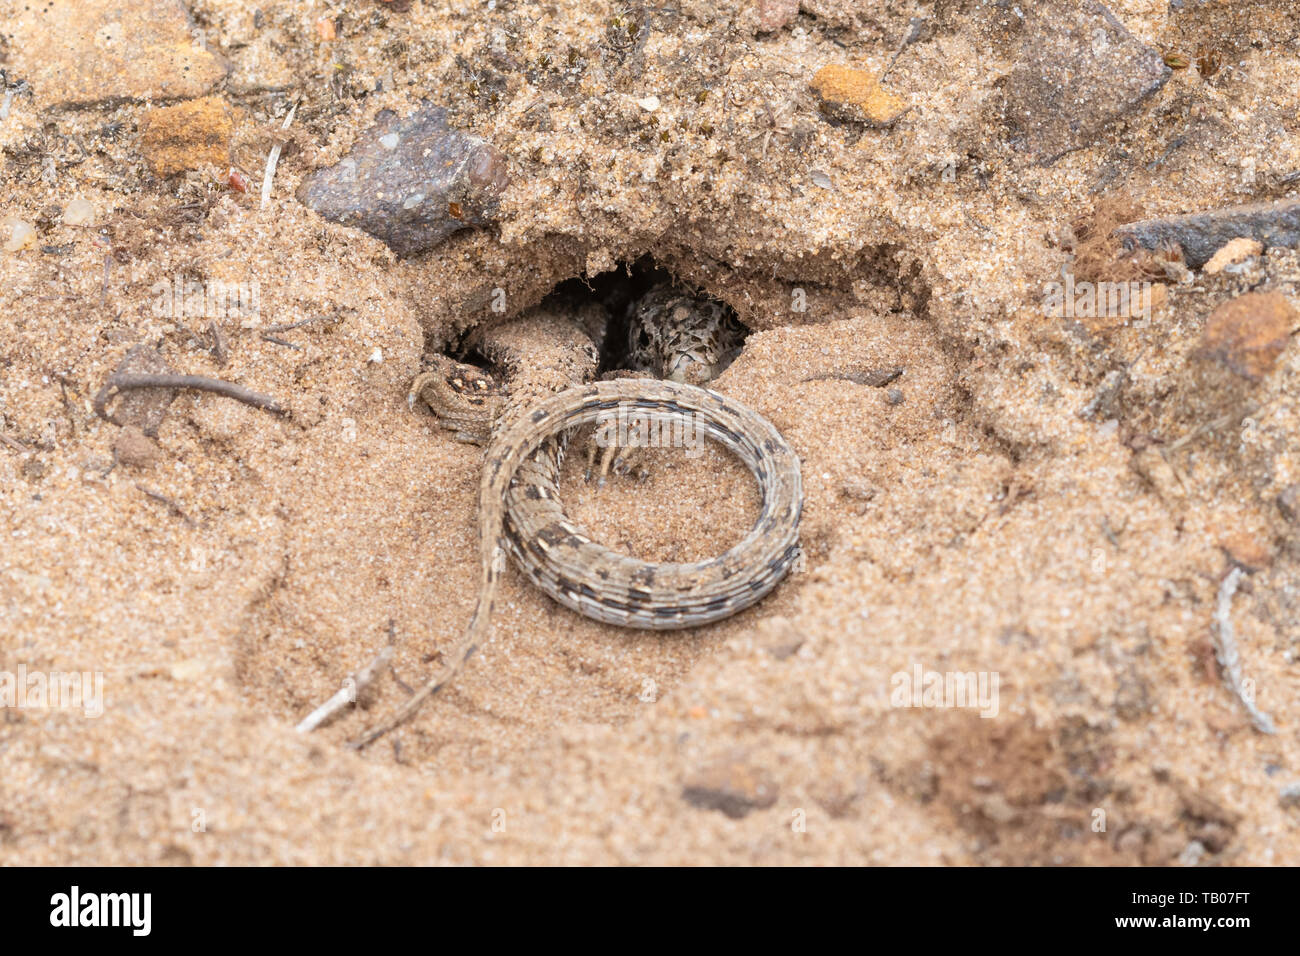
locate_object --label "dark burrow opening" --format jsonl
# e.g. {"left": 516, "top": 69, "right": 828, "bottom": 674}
{"left": 461, "top": 255, "right": 751, "bottom": 382}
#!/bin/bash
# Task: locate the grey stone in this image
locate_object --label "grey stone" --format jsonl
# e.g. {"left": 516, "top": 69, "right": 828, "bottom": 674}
{"left": 297, "top": 103, "right": 509, "bottom": 257}
{"left": 682, "top": 751, "right": 779, "bottom": 819}
{"left": 1005, "top": 0, "right": 1170, "bottom": 165}
{"left": 1116, "top": 199, "right": 1300, "bottom": 268}
{"left": 1277, "top": 484, "right": 1300, "bottom": 524}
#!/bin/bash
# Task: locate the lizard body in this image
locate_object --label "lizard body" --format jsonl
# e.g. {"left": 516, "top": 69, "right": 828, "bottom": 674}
{"left": 351, "top": 296, "right": 801, "bottom": 747}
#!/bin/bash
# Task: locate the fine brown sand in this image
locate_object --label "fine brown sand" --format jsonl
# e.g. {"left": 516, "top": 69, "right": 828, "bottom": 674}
{"left": 1, "top": 0, "right": 1299, "bottom": 864}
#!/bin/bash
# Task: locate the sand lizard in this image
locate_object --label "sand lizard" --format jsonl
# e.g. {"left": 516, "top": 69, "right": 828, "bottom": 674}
{"left": 351, "top": 302, "right": 802, "bottom": 748}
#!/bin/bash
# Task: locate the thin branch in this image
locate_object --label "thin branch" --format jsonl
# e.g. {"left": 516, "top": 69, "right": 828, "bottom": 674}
{"left": 881, "top": 16, "right": 925, "bottom": 82}
{"left": 296, "top": 645, "right": 395, "bottom": 734}
{"left": 207, "top": 320, "right": 229, "bottom": 366}
{"left": 1167, "top": 401, "right": 1261, "bottom": 453}
{"left": 135, "top": 484, "right": 196, "bottom": 527}
{"left": 261, "top": 98, "right": 299, "bottom": 209}
{"left": 94, "top": 373, "right": 286, "bottom": 418}
{"left": 348, "top": 638, "right": 478, "bottom": 749}
{"left": 262, "top": 313, "right": 335, "bottom": 334}
{"left": 259, "top": 333, "right": 302, "bottom": 350}
{"left": 1212, "top": 567, "right": 1277, "bottom": 734}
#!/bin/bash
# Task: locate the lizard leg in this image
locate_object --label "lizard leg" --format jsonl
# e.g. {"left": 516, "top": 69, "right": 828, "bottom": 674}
{"left": 410, "top": 306, "right": 602, "bottom": 441}
{"left": 581, "top": 369, "right": 655, "bottom": 487}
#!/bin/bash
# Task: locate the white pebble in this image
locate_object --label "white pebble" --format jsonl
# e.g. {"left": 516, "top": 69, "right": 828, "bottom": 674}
{"left": 2, "top": 217, "right": 36, "bottom": 252}
{"left": 64, "top": 197, "right": 96, "bottom": 226}
{"left": 368, "top": 347, "right": 383, "bottom": 363}
{"left": 637, "top": 95, "right": 661, "bottom": 112}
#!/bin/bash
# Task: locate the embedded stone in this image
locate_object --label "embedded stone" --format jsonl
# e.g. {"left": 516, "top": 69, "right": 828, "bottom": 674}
{"left": 6, "top": 0, "right": 226, "bottom": 109}
{"left": 138, "top": 97, "right": 235, "bottom": 178}
{"left": 682, "top": 751, "right": 779, "bottom": 819}
{"left": 297, "top": 103, "right": 510, "bottom": 257}
{"left": 1195, "top": 292, "right": 1294, "bottom": 382}
{"left": 811, "top": 64, "right": 907, "bottom": 127}
{"left": 1116, "top": 199, "right": 1300, "bottom": 268}
{"left": 1005, "top": 0, "right": 1169, "bottom": 164}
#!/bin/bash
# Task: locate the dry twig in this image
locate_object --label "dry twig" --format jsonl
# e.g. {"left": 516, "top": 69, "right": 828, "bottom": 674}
{"left": 296, "top": 645, "right": 395, "bottom": 734}
{"left": 135, "top": 484, "right": 196, "bottom": 527}
{"left": 1212, "top": 567, "right": 1277, "bottom": 734}
{"left": 263, "top": 313, "right": 335, "bottom": 334}
{"left": 261, "top": 99, "right": 299, "bottom": 209}
{"left": 94, "top": 373, "right": 286, "bottom": 418}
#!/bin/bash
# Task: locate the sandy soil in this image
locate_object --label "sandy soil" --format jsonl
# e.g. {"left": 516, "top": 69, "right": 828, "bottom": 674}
{"left": 1, "top": 0, "right": 1299, "bottom": 864}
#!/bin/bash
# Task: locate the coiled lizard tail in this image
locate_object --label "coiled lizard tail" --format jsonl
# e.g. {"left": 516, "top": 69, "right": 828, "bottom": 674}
{"left": 351, "top": 377, "right": 803, "bottom": 748}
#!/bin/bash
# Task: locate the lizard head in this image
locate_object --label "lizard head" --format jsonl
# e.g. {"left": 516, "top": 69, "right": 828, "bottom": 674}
{"left": 408, "top": 354, "right": 505, "bottom": 445}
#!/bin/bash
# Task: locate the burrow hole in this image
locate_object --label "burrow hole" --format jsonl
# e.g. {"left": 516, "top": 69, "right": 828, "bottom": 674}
{"left": 458, "top": 256, "right": 761, "bottom": 562}
{"left": 457, "top": 255, "right": 752, "bottom": 379}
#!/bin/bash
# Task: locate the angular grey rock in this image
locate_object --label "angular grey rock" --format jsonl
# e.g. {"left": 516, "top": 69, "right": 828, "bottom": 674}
{"left": 681, "top": 751, "right": 779, "bottom": 819}
{"left": 1005, "top": 0, "right": 1170, "bottom": 165}
{"left": 1280, "top": 783, "right": 1300, "bottom": 810}
{"left": 297, "top": 103, "right": 509, "bottom": 257}
{"left": 1115, "top": 199, "right": 1300, "bottom": 268}
{"left": 1277, "top": 484, "right": 1300, "bottom": 525}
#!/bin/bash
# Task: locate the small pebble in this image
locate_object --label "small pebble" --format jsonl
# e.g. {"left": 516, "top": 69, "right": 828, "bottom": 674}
{"left": 63, "top": 198, "right": 96, "bottom": 226}
{"left": 886, "top": 388, "right": 905, "bottom": 405}
{"left": 755, "top": 0, "right": 800, "bottom": 33}
{"left": 3, "top": 217, "right": 36, "bottom": 252}
{"left": 113, "top": 425, "right": 163, "bottom": 468}
{"left": 756, "top": 615, "right": 805, "bottom": 659}
{"left": 1195, "top": 291, "right": 1295, "bottom": 382}
{"left": 138, "top": 96, "right": 235, "bottom": 177}
{"left": 1217, "top": 529, "right": 1273, "bottom": 572}
{"left": 1177, "top": 840, "right": 1206, "bottom": 867}
{"left": 1202, "top": 237, "right": 1264, "bottom": 275}
{"left": 810, "top": 64, "right": 906, "bottom": 127}
{"left": 1276, "top": 485, "right": 1300, "bottom": 524}
{"left": 170, "top": 659, "right": 209, "bottom": 681}
{"left": 224, "top": 166, "right": 251, "bottom": 193}
{"left": 636, "top": 95, "right": 661, "bottom": 112}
